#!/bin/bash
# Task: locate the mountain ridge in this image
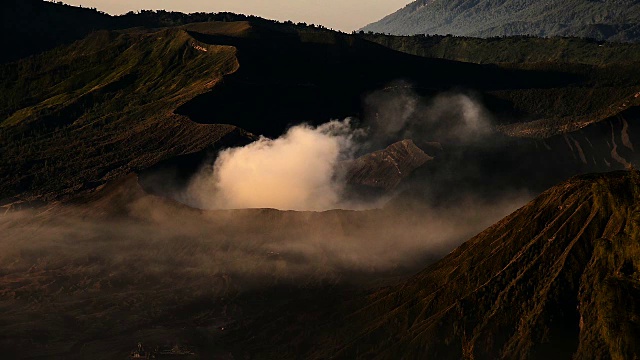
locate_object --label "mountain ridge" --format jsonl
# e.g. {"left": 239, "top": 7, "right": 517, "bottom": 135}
{"left": 4, "top": 18, "right": 640, "bottom": 205}
{"left": 363, "top": 0, "right": 640, "bottom": 43}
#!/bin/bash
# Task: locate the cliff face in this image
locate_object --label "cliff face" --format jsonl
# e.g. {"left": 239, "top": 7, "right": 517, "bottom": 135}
{"left": 344, "top": 140, "right": 432, "bottom": 191}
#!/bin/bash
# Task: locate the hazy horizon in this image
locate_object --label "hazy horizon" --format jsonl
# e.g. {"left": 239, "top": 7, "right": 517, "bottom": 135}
{"left": 61, "top": 0, "right": 412, "bottom": 32}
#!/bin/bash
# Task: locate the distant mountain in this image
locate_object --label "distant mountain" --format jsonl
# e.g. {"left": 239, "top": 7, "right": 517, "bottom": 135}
{"left": 363, "top": 0, "right": 640, "bottom": 42}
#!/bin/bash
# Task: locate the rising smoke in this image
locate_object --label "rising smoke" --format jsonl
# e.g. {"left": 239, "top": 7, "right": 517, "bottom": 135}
{"left": 0, "top": 86, "right": 535, "bottom": 292}
{"left": 0, "top": 87, "right": 535, "bottom": 329}
{"left": 363, "top": 84, "right": 493, "bottom": 149}
{"left": 184, "top": 119, "right": 363, "bottom": 211}
{"left": 183, "top": 87, "right": 496, "bottom": 211}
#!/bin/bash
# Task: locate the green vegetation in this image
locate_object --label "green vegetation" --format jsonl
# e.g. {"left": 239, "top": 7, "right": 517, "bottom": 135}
{"left": 361, "top": 34, "right": 640, "bottom": 66}
{"left": 362, "top": 0, "right": 640, "bottom": 42}
{"left": 0, "top": 26, "right": 243, "bottom": 203}
{"left": 4, "top": 16, "right": 640, "bottom": 203}
{"left": 3, "top": 2, "right": 640, "bottom": 204}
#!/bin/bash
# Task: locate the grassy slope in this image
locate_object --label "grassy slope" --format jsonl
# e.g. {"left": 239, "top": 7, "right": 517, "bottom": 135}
{"left": 3, "top": 15, "right": 640, "bottom": 203}
{"left": 0, "top": 0, "right": 317, "bottom": 64}
{"left": 4, "top": 2, "right": 640, "bottom": 143}
{"left": 490, "top": 61, "right": 640, "bottom": 138}
{"left": 0, "top": 24, "right": 248, "bottom": 204}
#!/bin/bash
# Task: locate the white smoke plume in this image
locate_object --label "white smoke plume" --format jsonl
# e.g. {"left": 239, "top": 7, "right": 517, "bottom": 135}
{"left": 364, "top": 85, "right": 493, "bottom": 147}
{"left": 184, "top": 119, "right": 364, "bottom": 211}
{"left": 179, "top": 88, "right": 496, "bottom": 211}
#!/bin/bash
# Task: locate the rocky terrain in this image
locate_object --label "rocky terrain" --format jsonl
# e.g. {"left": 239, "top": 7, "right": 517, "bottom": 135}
{"left": 344, "top": 140, "right": 432, "bottom": 191}
{"left": 341, "top": 171, "right": 640, "bottom": 359}
{"left": 1, "top": 2, "right": 640, "bottom": 359}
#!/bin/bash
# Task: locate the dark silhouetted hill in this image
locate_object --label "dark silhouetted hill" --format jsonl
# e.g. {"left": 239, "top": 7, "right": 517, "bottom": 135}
{"left": 0, "top": 19, "right": 584, "bottom": 204}
{"left": 0, "top": 0, "right": 307, "bottom": 64}
{"left": 1, "top": 0, "right": 114, "bottom": 63}
{"left": 231, "top": 171, "right": 640, "bottom": 359}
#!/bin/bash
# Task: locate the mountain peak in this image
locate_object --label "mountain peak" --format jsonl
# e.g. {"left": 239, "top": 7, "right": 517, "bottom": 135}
{"left": 363, "top": 0, "right": 640, "bottom": 42}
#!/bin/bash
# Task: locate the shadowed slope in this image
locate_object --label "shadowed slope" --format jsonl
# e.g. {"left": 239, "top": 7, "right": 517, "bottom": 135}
{"left": 1, "top": 0, "right": 114, "bottom": 63}
{"left": 0, "top": 173, "right": 523, "bottom": 359}
{"left": 228, "top": 171, "right": 640, "bottom": 359}
{"left": 1, "top": 19, "right": 586, "bottom": 205}
{"left": 175, "top": 23, "right": 579, "bottom": 138}
{"left": 0, "top": 26, "right": 252, "bottom": 205}
{"left": 344, "top": 139, "right": 433, "bottom": 191}
{"left": 3, "top": 16, "right": 640, "bottom": 206}
{"left": 315, "top": 171, "right": 640, "bottom": 359}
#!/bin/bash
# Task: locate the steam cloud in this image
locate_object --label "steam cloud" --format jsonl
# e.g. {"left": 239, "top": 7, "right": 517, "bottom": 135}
{"left": 0, "top": 189, "right": 531, "bottom": 290}
{"left": 183, "top": 87, "right": 495, "bottom": 211}
{"left": 364, "top": 85, "right": 493, "bottom": 149}
{"left": 185, "top": 120, "right": 362, "bottom": 211}
{"left": 0, "top": 87, "right": 537, "bottom": 347}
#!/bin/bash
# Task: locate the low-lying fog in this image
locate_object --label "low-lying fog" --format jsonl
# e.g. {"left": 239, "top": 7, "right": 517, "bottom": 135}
{"left": 1, "top": 86, "right": 536, "bottom": 294}
{"left": 0, "top": 87, "right": 539, "bottom": 356}
{"left": 1, "top": 189, "right": 529, "bottom": 291}
{"left": 4, "top": 81, "right": 639, "bottom": 357}
{"left": 0, "top": 176, "right": 529, "bottom": 360}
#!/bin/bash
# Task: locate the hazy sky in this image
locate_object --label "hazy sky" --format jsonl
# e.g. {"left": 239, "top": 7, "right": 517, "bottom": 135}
{"left": 63, "top": 0, "right": 412, "bottom": 32}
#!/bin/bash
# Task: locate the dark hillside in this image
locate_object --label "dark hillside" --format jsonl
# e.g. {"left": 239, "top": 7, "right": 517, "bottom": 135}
{"left": 361, "top": 34, "right": 640, "bottom": 66}
{"left": 0, "top": 0, "right": 332, "bottom": 64}
{"left": 175, "top": 22, "right": 580, "bottom": 138}
{"left": 353, "top": 34, "right": 640, "bottom": 139}
{"left": 0, "top": 26, "right": 250, "bottom": 204}
{"left": 328, "top": 171, "right": 640, "bottom": 359}
{"left": 3, "top": 19, "right": 640, "bottom": 205}
{"left": 1, "top": 21, "right": 590, "bottom": 204}
{"left": 229, "top": 171, "right": 640, "bottom": 359}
